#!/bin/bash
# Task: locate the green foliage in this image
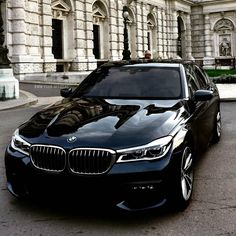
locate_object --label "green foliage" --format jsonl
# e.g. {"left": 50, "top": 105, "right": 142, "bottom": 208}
{"left": 205, "top": 69, "right": 236, "bottom": 83}
{"left": 211, "top": 75, "right": 236, "bottom": 84}
{"left": 205, "top": 69, "right": 236, "bottom": 77}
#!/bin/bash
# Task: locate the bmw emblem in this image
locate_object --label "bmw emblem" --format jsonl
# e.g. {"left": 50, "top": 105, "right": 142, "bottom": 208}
{"left": 67, "top": 136, "right": 77, "bottom": 143}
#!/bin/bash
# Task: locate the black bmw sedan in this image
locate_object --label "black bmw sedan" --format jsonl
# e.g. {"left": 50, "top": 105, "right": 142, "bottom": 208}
{"left": 5, "top": 60, "right": 221, "bottom": 211}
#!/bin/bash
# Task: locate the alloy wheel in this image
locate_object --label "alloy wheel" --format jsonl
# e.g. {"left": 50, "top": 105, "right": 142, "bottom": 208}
{"left": 216, "top": 111, "right": 221, "bottom": 138}
{"left": 181, "top": 146, "right": 193, "bottom": 201}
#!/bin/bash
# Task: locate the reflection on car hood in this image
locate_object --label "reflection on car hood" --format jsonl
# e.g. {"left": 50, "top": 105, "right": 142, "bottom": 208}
{"left": 19, "top": 97, "right": 188, "bottom": 149}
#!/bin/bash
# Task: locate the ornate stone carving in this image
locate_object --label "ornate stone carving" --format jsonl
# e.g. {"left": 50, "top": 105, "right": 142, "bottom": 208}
{"left": 52, "top": 0, "right": 71, "bottom": 18}
{"left": 214, "top": 19, "right": 234, "bottom": 31}
{"left": 214, "top": 19, "right": 234, "bottom": 57}
{"left": 147, "top": 17, "right": 155, "bottom": 30}
{"left": 92, "top": 2, "right": 106, "bottom": 24}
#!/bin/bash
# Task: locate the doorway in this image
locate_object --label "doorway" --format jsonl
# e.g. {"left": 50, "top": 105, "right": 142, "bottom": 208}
{"left": 93, "top": 24, "right": 100, "bottom": 59}
{"left": 52, "top": 19, "right": 63, "bottom": 59}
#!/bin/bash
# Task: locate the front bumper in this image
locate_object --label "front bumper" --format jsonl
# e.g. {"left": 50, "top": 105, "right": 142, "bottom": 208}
{"left": 5, "top": 144, "right": 176, "bottom": 211}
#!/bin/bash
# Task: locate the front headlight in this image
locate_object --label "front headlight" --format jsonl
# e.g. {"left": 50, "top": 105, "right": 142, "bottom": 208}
{"left": 117, "top": 136, "right": 172, "bottom": 163}
{"left": 10, "top": 129, "right": 31, "bottom": 155}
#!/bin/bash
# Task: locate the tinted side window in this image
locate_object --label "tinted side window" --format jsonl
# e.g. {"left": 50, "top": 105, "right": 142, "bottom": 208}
{"left": 199, "top": 67, "right": 210, "bottom": 83}
{"left": 185, "top": 67, "right": 200, "bottom": 97}
{"left": 194, "top": 66, "right": 208, "bottom": 89}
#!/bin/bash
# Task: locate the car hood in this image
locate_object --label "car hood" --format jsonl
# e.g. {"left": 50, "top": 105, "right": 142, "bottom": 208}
{"left": 19, "top": 97, "right": 188, "bottom": 150}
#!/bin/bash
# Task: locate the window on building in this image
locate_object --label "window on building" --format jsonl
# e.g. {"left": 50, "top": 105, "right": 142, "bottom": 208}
{"left": 147, "top": 14, "right": 156, "bottom": 57}
{"left": 177, "top": 16, "right": 185, "bottom": 58}
{"left": 52, "top": 19, "right": 63, "bottom": 59}
{"left": 93, "top": 25, "right": 100, "bottom": 59}
{"left": 147, "top": 32, "right": 151, "bottom": 50}
{"left": 51, "top": 0, "right": 74, "bottom": 72}
{"left": 92, "top": 1, "right": 108, "bottom": 59}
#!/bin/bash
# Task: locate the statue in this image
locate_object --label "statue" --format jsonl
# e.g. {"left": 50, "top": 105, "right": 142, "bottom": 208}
{"left": 220, "top": 37, "right": 231, "bottom": 57}
{"left": 0, "top": 0, "right": 11, "bottom": 68}
{"left": 0, "top": 0, "right": 19, "bottom": 100}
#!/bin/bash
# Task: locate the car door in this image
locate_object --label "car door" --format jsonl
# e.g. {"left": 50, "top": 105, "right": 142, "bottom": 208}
{"left": 194, "top": 65, "right": 218, "bottom": 135}
{"left": 186, "top": 65, "right": 215, "bottom": 150}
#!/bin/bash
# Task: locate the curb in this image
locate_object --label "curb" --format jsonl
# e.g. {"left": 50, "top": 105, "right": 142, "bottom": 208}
{"left": 220, "top": 98, "right": 236, "bottom": 102}
{"left": 20, "top": 80, "right": 78, "bottom": 86}
{"left": 0, "top": 90, "right": 38, "bottom": 111}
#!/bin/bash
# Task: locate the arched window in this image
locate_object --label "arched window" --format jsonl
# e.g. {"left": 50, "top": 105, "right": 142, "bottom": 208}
{"left": 177, "top": 15, "right": 186, "bottom": 59}
{"left": 214, "top": 18, "right": 234, "bottom": 57}
{"left": 125, "top": 7, "right": 136, "bottom": 58}
{"left": 92, "top": 1, "right": 109, "bottom": 59}
{"left": 147, "top": 13, "right": 157, "bottom": 58}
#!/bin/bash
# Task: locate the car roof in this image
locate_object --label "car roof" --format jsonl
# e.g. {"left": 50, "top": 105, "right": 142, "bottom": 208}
{"left": 100, "top": 59, "right": 194, "bottom": 69}
{"left": 124, "top": 63, "right": 181, "bottom": 68}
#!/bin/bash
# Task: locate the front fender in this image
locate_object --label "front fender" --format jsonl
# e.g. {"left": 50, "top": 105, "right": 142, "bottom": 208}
{"left": 172, "top": 126, "right": 193, "bottom": 154}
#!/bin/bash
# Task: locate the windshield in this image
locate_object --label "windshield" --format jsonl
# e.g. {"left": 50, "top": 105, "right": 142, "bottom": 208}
{"left": 76, "top": 66, "right": 182, "bottom": 99}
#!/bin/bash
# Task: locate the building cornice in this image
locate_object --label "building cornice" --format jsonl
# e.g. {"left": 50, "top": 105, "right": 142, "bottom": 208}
{"left": 177, "top": 0, "right": 195, "bottom": 6}
{"left": 193, "top": 0, "right": 236, "bottom": 6}
{"left": 199, "top": 0, "right": 236, "bottom": 14}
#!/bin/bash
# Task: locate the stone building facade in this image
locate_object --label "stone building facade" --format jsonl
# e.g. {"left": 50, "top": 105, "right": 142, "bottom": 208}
{"left": 1, "top": 0, "right": 236, "bottom": 81}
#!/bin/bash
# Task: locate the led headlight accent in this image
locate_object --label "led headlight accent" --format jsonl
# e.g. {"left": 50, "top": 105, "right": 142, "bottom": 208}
{"left": 117, "top": 136, "right": 172, "bottom": 162}
{"left": 11, "top": 129, "right": 31, "bottom": 155}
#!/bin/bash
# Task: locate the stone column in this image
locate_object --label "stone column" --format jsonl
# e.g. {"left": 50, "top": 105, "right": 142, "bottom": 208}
{"left": 157, "top": 7, "right": 163, "bottom": 58}
{"left": 171, "top": 11, "right": 179, "bottom": 58}
{"left": 84, "top": 2, "right": 94, "bottom": 62}
{"left": 72, "top": 0, "right": 88, "bottom": 71}
{"left": 20, "top": 0, "right": 44, "bottom": 76}
{"left": 27, "top": 0, "right": 41, "bottom": 60}
{"left": 191, "top": 5, "right": 205, "bottom": 62}
{"left": 204, "top": 14, "right": 213, "bottom": 57}
{"left": 117, "top": 0, "right": 123, "bottom": 59}
{"left": 165, "top": 10, "right": 170, "bottom": 58}
{"left": 166, "top": 6, "right": 173, "bottom": 59}
{"left": 41, "top": 0, "right": 56, "bottom": 73}
{"left": 136, "top": 2, "right": 143, "bottom": 57}
{"left": 162, "top": 9, "right": 167, "bottom": 58}
{"left": 203, "top": 14, "right": 214, "bottom": 68}
{"left": 74, "top": 0, "right": 86, "bottom": 60}
{"left": 109, "top": 0, "right": 119, "bottom": 60}
{"left": 9, "top": 0, "right": 29, "bottom": 79}
{"left": 72, "top": 0, "right": 96, "bottom": 72}
{"left": 185, "top": 14, "right": 194, "bottom": 60}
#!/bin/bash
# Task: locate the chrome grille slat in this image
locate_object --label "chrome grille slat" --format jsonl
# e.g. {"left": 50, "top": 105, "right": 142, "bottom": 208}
{"left": 30, "top": 145, "right": 66, "bottom": 172}
{"left": 68, "top": 148, "right": 116, "bottom": 175}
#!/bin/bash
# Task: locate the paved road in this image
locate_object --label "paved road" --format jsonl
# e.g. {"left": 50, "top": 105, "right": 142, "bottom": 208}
{"left": 0, "top": 103, "right": 236, "bottom": 236}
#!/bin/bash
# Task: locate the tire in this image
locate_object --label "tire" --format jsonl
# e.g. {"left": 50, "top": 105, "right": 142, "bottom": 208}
{"left": 211, "top": 110, "right": 221, "bottom": 144}
{"left": 169, "top": 143, "right": 194, "bottom": 211}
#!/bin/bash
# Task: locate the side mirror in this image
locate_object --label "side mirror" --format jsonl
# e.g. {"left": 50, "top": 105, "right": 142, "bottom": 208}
{"left": 60, "top": 88, "right": 73, "bottom": 98}
{"left": 194, "top": 90, "right": 213, "bottom": 102}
